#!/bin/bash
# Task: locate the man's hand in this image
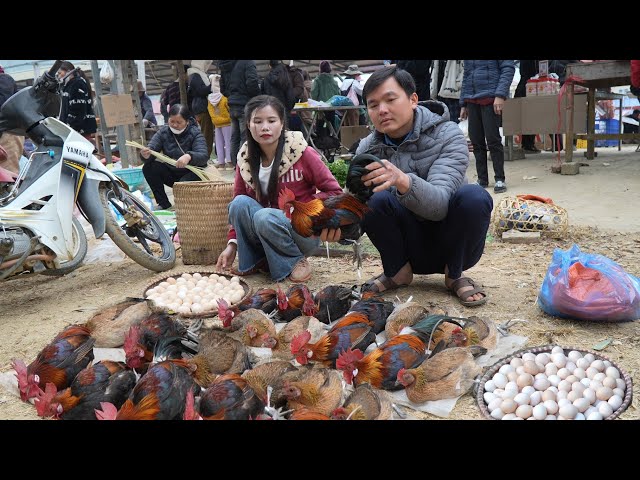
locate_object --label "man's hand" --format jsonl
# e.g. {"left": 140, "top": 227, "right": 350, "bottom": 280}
{"left": 176, "top": 153, "right": 191, "bottom": 169}
{"left": 216, "top": 244, "right": 237, "bottom": 270}
{"left": 319, "top": 228, "right": 341, "bottom": 243}
{"left": 141, "top": 147, "right": 151, "bottom": 159}
{"left": 494, "top": 97, "right": 505, "bottom": 115}
{"left": 459, "top": 106, "right": 468, "bottom": 121}
{"left": 360, "top": 159, "right": 411, "bottom": 194}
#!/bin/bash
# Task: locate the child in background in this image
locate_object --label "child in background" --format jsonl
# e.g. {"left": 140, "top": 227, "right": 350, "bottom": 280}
{"left": 207, "top": 74, "right": 232, "bottom": 169}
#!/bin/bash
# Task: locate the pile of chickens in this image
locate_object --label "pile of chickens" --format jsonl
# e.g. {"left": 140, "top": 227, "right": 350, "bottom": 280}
{"left": 11, "top": 279, "right": 500, "bottom": 420}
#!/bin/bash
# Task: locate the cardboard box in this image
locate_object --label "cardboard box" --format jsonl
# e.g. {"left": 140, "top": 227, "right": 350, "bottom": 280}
{"left": 100, "top": 94, "right": 136, "bottom": 127}
{"left": 503, "top": 93, "right": 588, "bottom": 135}
{"left": 340, "top": 125, "right": 370, "bottom": 152}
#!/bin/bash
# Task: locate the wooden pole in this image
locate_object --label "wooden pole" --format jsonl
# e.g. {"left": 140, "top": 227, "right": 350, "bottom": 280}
{"left": 90, "top": 60, "right": 112, "bottom": 165}
{"left": 177, "top": 60, "right": 188, "bottom": 107}
{"left": 112, "top": 60, "right": 131, "bottom": 168}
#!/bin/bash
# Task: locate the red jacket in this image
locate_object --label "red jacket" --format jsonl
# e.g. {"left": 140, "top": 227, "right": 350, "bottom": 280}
{"left": 631, "top": 60, "right": 640, "bottom": 88}
{"left": 228, "top": 131, "right": 342, "bottom": 241}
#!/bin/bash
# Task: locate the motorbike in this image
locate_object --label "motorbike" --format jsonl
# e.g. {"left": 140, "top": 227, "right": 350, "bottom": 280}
{"left": 0, "top": 60, "right": 176, "bottom": 280}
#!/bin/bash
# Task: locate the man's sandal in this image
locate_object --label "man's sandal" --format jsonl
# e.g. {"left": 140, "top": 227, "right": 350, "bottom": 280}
{"left": 230, "top": 259, "right": 269, "bottom": 277}
{"left": 448, "top": 277, "right": 488, "bottom": 307}
{"left": 361, "top": 273, "right": 409, "bottom": 294}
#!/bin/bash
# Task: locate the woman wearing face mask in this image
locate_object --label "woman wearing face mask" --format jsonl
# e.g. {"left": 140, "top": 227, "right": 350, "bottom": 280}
{"left": 140, "top": 104, "right": 208, "bottom": 210}
{"left": 56, "top": 60, "right": 97, "bottom": 140}
{"left": 215, "top": 95, "right": 343, "bottom": 283}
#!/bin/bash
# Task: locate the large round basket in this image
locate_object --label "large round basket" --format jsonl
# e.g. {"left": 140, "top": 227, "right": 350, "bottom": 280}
{"left": 142, "top": 268, "right": 252, "bottom": 319}
{"left": 173, "top": 180, "right": 234, "bottom": 265}
{"left": 476, "top": 345, "right": 633, "bottom": 420}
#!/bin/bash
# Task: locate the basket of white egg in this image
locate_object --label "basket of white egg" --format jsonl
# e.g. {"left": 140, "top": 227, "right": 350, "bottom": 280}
{"left": 143, "top": 269, "right": 252, "bottom": 318}
{"left": 477, "top": 345, "right": 633, "bottom": 420}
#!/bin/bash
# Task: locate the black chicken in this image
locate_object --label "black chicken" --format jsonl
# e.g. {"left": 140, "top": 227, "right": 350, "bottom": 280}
{"left": 345, "top": 153, "right": 387, "bottom": 203}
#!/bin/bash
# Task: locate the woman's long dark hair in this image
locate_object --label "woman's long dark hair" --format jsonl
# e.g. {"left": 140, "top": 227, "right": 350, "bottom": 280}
{"left": 59, "top": 60, "right": 94, "bottom": 100}
{"left": 244, "top": 95, "right": 288, "bottom": 205}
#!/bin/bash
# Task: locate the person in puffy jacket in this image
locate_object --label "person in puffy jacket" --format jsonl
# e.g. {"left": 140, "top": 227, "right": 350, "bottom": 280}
{"left": 336, "top": 66, "right": 493, "bottom": 307}
{"left": 140, "top": 104, "right": 208, "bottom": 210}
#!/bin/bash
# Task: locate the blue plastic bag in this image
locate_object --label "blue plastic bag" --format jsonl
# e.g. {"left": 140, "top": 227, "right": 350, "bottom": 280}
{"left": 538, "top": 244, "right": 640, "bottom": 322}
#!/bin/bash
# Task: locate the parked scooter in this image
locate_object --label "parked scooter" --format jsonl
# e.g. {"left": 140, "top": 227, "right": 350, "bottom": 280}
{"left": 0, "top": 60, "right": 175, "bottom": 280}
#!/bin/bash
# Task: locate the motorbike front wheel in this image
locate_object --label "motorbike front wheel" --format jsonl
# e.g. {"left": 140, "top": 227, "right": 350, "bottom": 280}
{"left": 40, "top": 216, "right": 88, "bottom": 276}
{"left": 99, "top": 184, "right": 176, "bottom": 272}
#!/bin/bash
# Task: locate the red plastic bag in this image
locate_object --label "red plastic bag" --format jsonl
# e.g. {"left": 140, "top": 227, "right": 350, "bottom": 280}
{"left": 538, "top": 244, "right": 640, "bottom": 322}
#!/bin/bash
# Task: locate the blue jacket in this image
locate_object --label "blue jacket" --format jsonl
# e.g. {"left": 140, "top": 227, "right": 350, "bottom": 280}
{"left": 460, "top": 60, "right": 516, "bottom": 106}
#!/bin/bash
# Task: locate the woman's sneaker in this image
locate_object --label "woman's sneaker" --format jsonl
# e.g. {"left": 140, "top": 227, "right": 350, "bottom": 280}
{"left": 494, "top": 181, "right": 507, "bottom": 193}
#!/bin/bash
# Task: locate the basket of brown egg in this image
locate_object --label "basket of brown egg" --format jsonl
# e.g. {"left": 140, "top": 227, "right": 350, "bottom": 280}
{"left": 476, "top": 345, "right": 633, "bottom": 420}
{"left": 143, "top": 268, "right": 252, "bottom": 319}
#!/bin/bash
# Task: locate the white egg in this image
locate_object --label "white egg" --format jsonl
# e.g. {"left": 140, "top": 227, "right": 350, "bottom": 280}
{"left": 580, "top": 378, "right": 591, "bottom": 388}
{"left": 505, "top": 381, "right": 518, "bottom": 392}
{"left": 487, "top": 397, "right": 502, "bottom": 411}
{"left": 191, "top": 303, "right": 204, "bottom": 314}
{"left": 522, "top": 352, "right": 536, "bottom": 362}
{"left": 602, "top": 376, "right": 616, "bottom": 389}
{"left": 593, "top": 372, "right": 606, "bottom": 383}
{"left": 177, "top": 291, "right": 188, "bottom": 300}
{"left": 484, "top": 380, "right": 496, "bottom": 393}
{"left": 529, "top": 391, "right": 542, "bottom": 407}
{"left": 521, "top": 386, "right": 536, "bottom": 396}
{"left": 532, "top": 404, "right": 547, "bottom": 420}
{"left": 178, "top": 305, "right": 191, "bottom": 314}
{"left": 516, "top": 373, "right": 534, "bottom": 389}
{"left": 576, "top": 358, "right": 590, "bottom": 370}
{"left": 566, "top": 391, "right": 581, "bottom": 403}
{"left": 575, "top": 412, "right": 586, "bottom": 420}
{"left": 506, "top": 372, "right": 518, "bottom": 382}
{"left": 230, "top": 276, "right": 240, "bottom": 283}
{"left": 490, "top": 408, "right": 505, "bottom": 420}
{"left": 176, "top": 277, "right": 186, "bottom": 284}
{"left": 543, "top": 400, "right": 559, "bottom": 415}
{"left": 542, "top": 390, "right": 557, "bottom": 402}
{"left": 180, "top": 273, "right": 192, "bottom": 279}
{"left": 558, "top": 380, "right": 572, "bottom": 392}
{"left": 608, "top": 395, "right": 623, "bottom": 411}
{"left": 523, "top": 360, "right": 539, "bottom": 375}
{"left": 589, "top": 380, "right": 603, "bottom": 392}
{"left": 192, "top": 272, "right": 202, "bottom": 279}
{"left": 166, "top": 277, "right": 177, "bottom": 284}
{"left": 500, "top": 399, "right": 517, "bottom": 414}
{"left": 501, "top": 413, "right": 517, "bottom": 420}
{"left": 597, "top": 402, "right": 614, "bottom": 417}
{"left": 616, "top": 378, "right": 626, "bottom": 390}
{"left": 510, "top": 358, "right": 524, "bottom": 368}
{"left": 558, "top": 398, "right": 571, "bottom": 408}
{"left": 603, "top": 360, "right": 612, "bottom": 368}
{"left": 534, "top": 378, "right": 551, "bottom": 391}
{"left": 545, "top": 363, "right": 558, "bottom": 376}
{"left": 502, "top": 389, "right": 517, "bottom": 400}
{"left": 515, "top": 405, "right": 533, "bottom": 419}
{"left": 567, "top": 350, "right": 582, "bottom": 362}
{"left": 514, "top": 393, "right": 530, "bottom": 406}
{"left": 551, "top": 346, "right": 564, "bottom": 355}
{"left": 551, "top": 353, "right": 567, "bottom": 368}
{"left": 573, "top": 397, "right": 590, "bottom": 413}
{"left": 556, "top": 390, "right": 568, "bottom": 400}
{"left": 582, "top": 388, "right": 596, "bottom": 405}
{"left": 573, "top": 368, "right": 586, "bottom": 380}
{"left": 558, "top": 404, "right": 578, "bottom": 419}
{"left": 535, "top": 353, "right": 550, "bottom": 365}
{"left": 548, "top": 375, "right": 562, "bottom": 387}
{"left": 557, "top": 368, "right": 570, "bottom": 380}
{"left": 613, "top": 388, "right": 625, "bottom": 398}
{"left": 605, "top": 366, "right": 620, "bottom": 379}
{"left": 492, "top": 372, "right": 508, "bottom": 389}
{"left": 583, "top": 353, "right": 595, "bottom": 363}
{"left": 585, "top": 367, "right": 599, "bottom": 379}
{"left": 565, "top": 362, "right": 577, "bottom": 374}
{"left": 515, "top": 366, "right": 526, "bottom": 375}
{"left": 591, "top": 360, "right": 605, "bottom": 372}
{"left": 545, "top": 415, "right": 557, "bottom": 420}
{"left": 571, "top": 382, "right": 586, "bottom": 396}
{"left": 586, "top": 412, "right": 603, "bottom": 420}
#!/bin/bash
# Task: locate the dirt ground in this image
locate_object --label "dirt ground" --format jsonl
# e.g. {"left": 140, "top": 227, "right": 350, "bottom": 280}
{"left": 1, "top": 145, "right": 639, "bottom": 420}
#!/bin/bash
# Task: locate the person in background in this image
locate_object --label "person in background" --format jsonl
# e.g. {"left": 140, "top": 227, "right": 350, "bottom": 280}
{"left": 219, "top": 60, "right": 261, "bottom": 168}
{"left": 285, "top": 60, "right": 309, "bottom": 131}
{"left": 394, "top": 60, "right": 432, "bottom": 101}
{"left": 160, "top": 69, "right": 184, "bottom": 124}
{"left": 140, "top": 104, "right": 208, "bottom": 211}
{"left": 207, "top": 74, "right": 233, "bottom": 168}
{"left": 337, "top": 66, "right": 492, "bottom": 307}
{"left": 187, "top": 60, "right": 215, "bottom": 157}
{"left": 622, "top": 109, "right": 640, "bottom": 138}
{"left": 432, "top": 60, "right": 464, "bottom": 124}
{"left": 262, "top": 60, "right": 295, "bottom": 113}
{"left": 460, "top": 60, "right": 516, "bottom": 193}
{"left": 340, "top": 64, "right": 366, "bottom": 125}
{"left": 631, "top": 60, "right": 640, "bottom": 97}
{"left": 514, "top": 60, "right": 540, "bottom": 153}
{"left": 137, "top": 80, "right": 157, "bottom": 127}
{"left": 311, "top": 60, "right": 341, "bottom": 132}
{"left": 56, "top": 61, "right": 97, "bottom": 141}
{"left": 0, "top": 64, "right": 24, "bottom": 174}
{"left": 215, "top": 95, "right": 343, "bottom": 283}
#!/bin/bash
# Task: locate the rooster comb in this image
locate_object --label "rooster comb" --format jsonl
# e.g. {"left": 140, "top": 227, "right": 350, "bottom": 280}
{"left": 124, "top": 325, "right": 141, "bottom": 352}
{"left": 290, "top": 330, "right": 312, "bottom": 354}
{"left": 336, "top": 348, "right": 364, "bottom": 370}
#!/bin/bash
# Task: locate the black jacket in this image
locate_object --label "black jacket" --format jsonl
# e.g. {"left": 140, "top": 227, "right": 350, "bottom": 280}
{"left": 262, "top": 64, "right": 295, "bottom": 111}
{"left": 219, "top": 60, "right": 261, "bottom": 107}
{"left": 139, "top": 93, "right": 157, "bottom": 124}
{"left": 59, "top": 76, "right": 97, "bottom": 135}
{"left": 515, "top": 60, "right": 540, "bottom": 98}
{"left": 0, "top": 73, "right": 18, "bottom": 108}
{"left": 396, "top": 60, "right": 432, "bottom": 100}
{"left": 142, "top": 121, "right": 208, "bottom": 167}
{"left": 549, "top": 60, "right": 579, "bottom": 86}
{"left": 187, "top": 74, "right": 211, "bottom": 115}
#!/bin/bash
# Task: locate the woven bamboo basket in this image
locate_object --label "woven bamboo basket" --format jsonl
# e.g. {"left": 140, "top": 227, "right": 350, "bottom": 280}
{"left": 492, "top": 195, "right": 569, "bottom": 239}
{"left": 476, "top": 345, "right": 633, "bottom": 420}
{"left": 142, "top": 268, "right": 252, "bottom": 319}
{"left": 173, "top": 180, "right": 234, "bottom": 265}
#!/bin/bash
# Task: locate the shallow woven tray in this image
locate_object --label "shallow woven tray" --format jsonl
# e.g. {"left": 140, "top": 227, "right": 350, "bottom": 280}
{"left": 142, "top": 267, "right": 252, "bottom": 319}
{"left": 476, "top": 344, "right": 633, "bottom": 420}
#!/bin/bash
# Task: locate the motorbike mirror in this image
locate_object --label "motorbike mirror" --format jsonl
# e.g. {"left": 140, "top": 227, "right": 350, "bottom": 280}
{"left": 47, "top": 60, "right": 63, "bottom": 77}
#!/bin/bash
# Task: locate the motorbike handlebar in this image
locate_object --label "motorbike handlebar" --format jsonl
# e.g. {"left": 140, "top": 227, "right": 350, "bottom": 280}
{"left": 48, "top": 60, "right": 63, "bottom": 77}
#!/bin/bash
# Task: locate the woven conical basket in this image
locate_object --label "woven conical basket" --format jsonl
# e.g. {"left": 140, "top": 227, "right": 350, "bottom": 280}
{"left": 173, "top": 180, "right": 234, "bottom": 265}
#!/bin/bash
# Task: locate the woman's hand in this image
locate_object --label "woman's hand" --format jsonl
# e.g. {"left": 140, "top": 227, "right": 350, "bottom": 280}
{"left": 360, "top": 159, "right": 411, "bottom": 194}
{"left": 216, "top": 243, "right": 237, "bottom": 271}
{"left": 176, "top": 153, "right": 191, "bottom": 169}
{"left": 493, "top": 98, "right": 505, "bottom": 115}
{"left": 459, "top": 107, "right": 468, "bottom": 121}
{"left": 319, "top": 228, "right": 341, "bottom": 243}
{"left": 141, "top": 148, "right": 151, "bottom": 159}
